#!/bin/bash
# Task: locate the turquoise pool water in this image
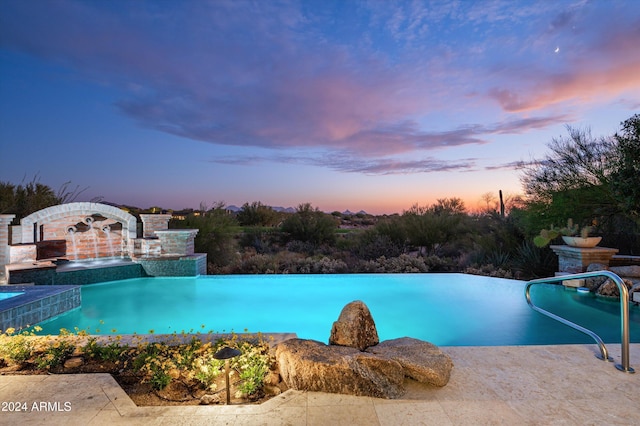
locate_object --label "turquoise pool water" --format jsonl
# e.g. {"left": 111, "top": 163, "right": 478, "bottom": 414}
{"left": 0, "top": 292, "right": 24, "bottom": 301}
{"left": 36, "top": 274, "right": 640, "bottom": 346}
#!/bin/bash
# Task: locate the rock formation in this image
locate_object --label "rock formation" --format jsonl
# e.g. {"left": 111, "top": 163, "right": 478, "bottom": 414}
{"left": 274, "top": 300, "right": 453, "bottom": 398}
{"left": 275, "top": 339, "right": 405, "bottom": 398}
{"left": 329, "top": 300, "right": 379, "bottom": 350}
{"left": 366, "top": 337, "right": 453, "bottom": 387}
{"left": 584, "top": 263, "right": 636, "bottom": 298}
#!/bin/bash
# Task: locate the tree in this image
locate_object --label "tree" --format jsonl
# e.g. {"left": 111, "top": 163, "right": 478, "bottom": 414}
{"left": 401, "top": 199, "right": 470, "bottom": 256}
{"left": 610, "top": 114, "right": 640, "bottom": 218}
{"left": 517, "top": 116, "right": 640, "bottom": 253}
{"left": 0, "top": 176, "right": 93, "bottom": 222}
{"left": 237, "top": 201, "right": 279, "bottom": 226}
{"left": 281, "top": 203, "right": 338, "bottom": 245}
{"left": 171, "top": 203, "right": 238, "bottom": 269}
{"left": 520, "top": 126, "right": 616, "bottom": 203}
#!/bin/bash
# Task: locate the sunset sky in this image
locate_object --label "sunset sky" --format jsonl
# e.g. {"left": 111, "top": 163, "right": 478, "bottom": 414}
{"left": 1, "top": 0, "right": 639, "bottom": 214}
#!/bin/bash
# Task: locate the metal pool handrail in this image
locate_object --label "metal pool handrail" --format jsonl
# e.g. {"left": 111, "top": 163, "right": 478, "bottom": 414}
{"left": 525, "top": 270, "right": 635, "bottom": 373}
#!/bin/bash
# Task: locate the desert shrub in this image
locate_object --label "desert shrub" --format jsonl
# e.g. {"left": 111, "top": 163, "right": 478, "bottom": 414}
{"left": 422, "top": 255, "right": 457, "bottom": 272}
{"left": 0, "top": 328, "right": 34, "bottom": 364}
{"left": 35, "top": 339, "right": 75, "bottom": 370}
{"left": 512, "top": 241, "right": 558, "bottom": 279}
{"left": 239, "top": 227, "right": 281, "bottom": 254}
{"left": 191, "top": 353, "right": 225, "bottom": 390}
{"left": 83, "top": 337, "right": 127, "bottom": 362}
{"left": 358, "top": 254, "right": 429, "bottom": 273}
{"left": 172, "top": 205, "right": 239, "bottom": 269}
{"left": 352, "top": 229, "right": 404, "bottom": 260}
{"left": 281, "top": 203, "right": 338, "bottom": 245}
{"left": 285, "top": 240, "right": 317, "bottom": 254}
{"left": 233, "top": 341, "right": 271, "bottom": 397}
{"left": 237, "top": 201, "right": 279, "bottom": 226}
{"left": 290, "top": 256, "right": 349, "bottom": 274}
{"left": 235, "top": 253, "right": 280, "bottom": 274}
{"left": 464, "top": 265, "right": 514, "bottom": 278}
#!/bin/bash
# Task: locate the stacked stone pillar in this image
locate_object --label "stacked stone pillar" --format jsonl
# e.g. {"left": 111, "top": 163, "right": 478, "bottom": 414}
{"left": 550, "top": 245, "right": 619, "bottom": 274}
{"left": 139, "top": 214, "right": 172, "bottom": 238}
{"left": 154, "top": 230, "right": 199, "bottom": 256}
{"left": 0, "top": 215, "right": 16, "bottom": 274}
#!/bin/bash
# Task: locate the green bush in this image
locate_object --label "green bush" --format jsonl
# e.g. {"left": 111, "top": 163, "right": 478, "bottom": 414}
{"left": 35, "top": 340, "right": 75, "bottom": 370}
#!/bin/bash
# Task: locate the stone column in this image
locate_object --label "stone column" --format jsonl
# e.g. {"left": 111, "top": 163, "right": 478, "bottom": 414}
{"left": 0, "top": 215, "right": 16, "bottom": 261}
{"left": 139, "top": 214, "right": 172, "bottom": 238}
{"left": 0, "top": 215, "right": 16, "bottom": 278}
{"left": 550, "top": 245, "right": 619, "bottom": 274}
{"left": 154, "top": 229, "right": 199, "bottom": 256}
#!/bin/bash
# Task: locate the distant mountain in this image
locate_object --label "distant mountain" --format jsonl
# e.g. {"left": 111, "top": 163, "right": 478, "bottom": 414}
{"left": 272, "top": 206, "right": 296, "bottom": 213}
{"left": 342, "top": 209, "right": 369, "bottom": 216}
{"left": 226, "top": 205, "right": 295, "bottom": 213}
{"left": 227, "top": 205, "right": 366, "bottom": 215}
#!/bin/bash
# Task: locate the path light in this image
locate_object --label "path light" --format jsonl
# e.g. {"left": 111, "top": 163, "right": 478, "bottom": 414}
{"left": 213, "top": 346, "right": 242, "bottom": 404}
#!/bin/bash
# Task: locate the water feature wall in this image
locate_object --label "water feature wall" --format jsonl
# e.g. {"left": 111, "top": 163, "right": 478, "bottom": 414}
{"left": 1, "top": 203, "right": 205, "bottom": 284}
{"left": 12, "top": 203, "right": 136, "bottom": 261}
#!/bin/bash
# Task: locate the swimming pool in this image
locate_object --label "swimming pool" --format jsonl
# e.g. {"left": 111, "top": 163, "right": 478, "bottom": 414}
{"left": 36, "top": 274, "right": 640, "bottom": 346}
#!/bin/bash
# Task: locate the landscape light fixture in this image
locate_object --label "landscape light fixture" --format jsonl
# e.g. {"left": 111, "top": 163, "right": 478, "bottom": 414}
{"left": 213, "top": 346, "right": 242, "bottom": 404}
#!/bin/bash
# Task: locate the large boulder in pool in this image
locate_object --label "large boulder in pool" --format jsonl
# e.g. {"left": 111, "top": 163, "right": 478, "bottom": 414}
{"left": 329, "top": 300, "right": 379, "bottom": 350}
{"left": 274, "top": 338, "right": 405, "bottom": 398}
{"left": 365, "top": 337, "right": 453, "bottom": 386}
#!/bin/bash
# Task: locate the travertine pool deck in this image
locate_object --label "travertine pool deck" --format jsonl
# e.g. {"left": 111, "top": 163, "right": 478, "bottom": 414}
{"left": 1, "top": 344, "right": 638, "bottom": 425}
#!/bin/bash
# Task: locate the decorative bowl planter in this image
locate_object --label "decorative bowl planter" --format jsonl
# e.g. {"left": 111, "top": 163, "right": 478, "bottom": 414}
{"left": 561, "top": 236, "right": 602, "bottom": 248}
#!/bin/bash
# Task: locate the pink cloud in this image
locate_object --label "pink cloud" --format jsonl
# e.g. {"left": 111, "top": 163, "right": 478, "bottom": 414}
{"left": 489, "top": 14, "right": 640, "bottom": 112}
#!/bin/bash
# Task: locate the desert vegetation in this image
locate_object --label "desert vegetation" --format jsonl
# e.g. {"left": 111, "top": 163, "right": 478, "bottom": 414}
{"left": 0, "top": 327, "right": 277, "bottom": 405}
{"left": 2, "top": 115, "right": 639, "bottom": 280}
{"left": 172, "top": 114, "right": 640, "bottom": 279}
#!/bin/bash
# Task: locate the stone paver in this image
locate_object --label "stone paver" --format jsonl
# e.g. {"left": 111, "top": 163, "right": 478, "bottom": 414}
{"left": 0, "top": 344, "right": 638, "bottom": 425}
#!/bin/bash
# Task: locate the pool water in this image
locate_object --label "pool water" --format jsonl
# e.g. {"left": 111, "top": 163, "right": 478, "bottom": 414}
{"left": 36, "top": 274, "right": 640, "bottom": 346}
{"left": 0, "top": 292, "right": 24, "bottom": 301}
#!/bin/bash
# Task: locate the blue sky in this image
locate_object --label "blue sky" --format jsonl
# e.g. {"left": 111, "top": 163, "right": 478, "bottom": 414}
{"left": 1, "top": 0, "right": 638, "bottom": 214}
